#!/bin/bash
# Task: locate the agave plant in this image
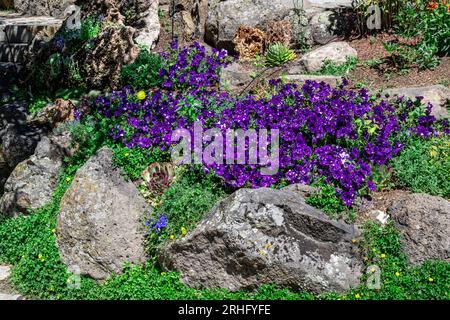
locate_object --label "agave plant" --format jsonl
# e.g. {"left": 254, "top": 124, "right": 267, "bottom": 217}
{"left": 265, "top": 42, "right": 297, "bottom": 67}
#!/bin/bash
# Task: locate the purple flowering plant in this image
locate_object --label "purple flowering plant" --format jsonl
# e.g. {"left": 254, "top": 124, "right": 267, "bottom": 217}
{"left": 81, "top": 43, "right": 444, "bottom": 209}
{"left": 158, "top": 40, "right": 233, "bottom": 90}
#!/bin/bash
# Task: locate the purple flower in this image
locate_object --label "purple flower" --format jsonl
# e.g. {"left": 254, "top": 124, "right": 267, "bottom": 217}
{"left": 148, "top": 215, "right": 167, "bottom": 233}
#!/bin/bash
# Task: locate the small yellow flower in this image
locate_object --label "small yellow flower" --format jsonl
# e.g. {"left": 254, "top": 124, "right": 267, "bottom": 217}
{"left": 38, "top": 254, "right": 43, "bottom": 260}
{"left": 169, "top": 234, "right": 175, "bottom": 240}
{"left": 380, "top": 253, "right": 386, "bottom": 259}
{"left": 66, "top": 177, "right": 71, "bottom": 182}
{"left": 429, "top": 277, "right": 434, "bottom": 282}
{"left": 395, "top": 272, "right": 400, "bottom": 277}
{"left": 370, "top": 268, "right": 376, "bottom": 273}
{"left": 161, "top": 272, "right": 166, "bottom": 276}
{"left": 124, "top": 152, "right": 130, "bottom": 157}
{"left": 355, "top": 293, "right": 361, "bottom": 299}
{"left": 351, "top": 239, "right": 357, "bottom": 244}
{"left": 51, "top": 228, "right": 56, "bottom": 234}
{"left": 429, "top": 150, "right": 438, "bottom": 158}
{"left": 364, "top": 256, "right": 369, "bottom": 261}
{"left": 137, "top": 90, "right": 146, "bottom": 100}
{"left": 181, "top": 227, "right": 187, "bottom": 236}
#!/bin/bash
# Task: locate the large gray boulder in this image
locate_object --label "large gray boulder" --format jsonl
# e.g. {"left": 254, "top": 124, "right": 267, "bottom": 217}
{"left": 56, "top": 147, "right": 147, "bottom": 280}
{"left": 0, "top": 135, "right": 66, "bottom": 217}
{"left": 389, "top": 194, "right": 450, "bottom": 265}
{"left": 299, "top": 41, "right": 357, "bottom": 72}
{"left": 383, "top": 85, "right": 450, "bottom": 120}
{"left": 160, "top": 187, "right": 362, "bottom": 294}
{"left": 0, "top": 105, "right": 46, "bottom": 195}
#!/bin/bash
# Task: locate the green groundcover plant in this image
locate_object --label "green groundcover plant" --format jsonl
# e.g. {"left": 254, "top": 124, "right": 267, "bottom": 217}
{"left": 392, "top": 135, "right": 450, "bottom": 197}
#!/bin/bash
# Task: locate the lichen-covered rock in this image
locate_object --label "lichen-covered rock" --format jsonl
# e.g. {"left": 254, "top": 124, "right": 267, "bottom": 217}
{"left": 233, "top": 25, "right": 265, "bottom": 60}
{"left": 265, "top": 20, "right": 292, "bottom": 47}
{"left": 383, "top": 85, "right": 450, "bottom": 120}
{"left": 79, "top": 26, "right": 139, "bottom": 89}
{"left": 56, "top": 147, "right": 147, "bottom": 280}
{"left": 389, "top": 193, "right": 450, "bottom": 265}
{"left": 13, "top": 0, "right": 75, "bottom": 18}
{"left": 160, "top": 187, "right": 362, "bottom": 294}
{"left": 307, "top": 11, "right": 338, "bottom": 45}
{"left": 299, "top": 41, "right": 357, "bottom": 72}
{"left": 171, "top": 0, "right": 208, "bottom": 41}
{"left": 0, "top": 135, "right": 66, "bottom": 217}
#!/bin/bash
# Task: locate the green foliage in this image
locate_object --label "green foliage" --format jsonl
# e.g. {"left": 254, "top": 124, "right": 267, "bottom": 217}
{"left": 146, "top": 166, "right": 228, "bottom": 261}
{"left": 27, "top": 96, "right": 50, "bottom": 114}
{"left": 46, "top": 53, "right": 64, "bottom": 79}
{"left": 343, "top": 221, "right": 450, "bottom": 300}
{"left": 392, "top": 135, "right": 450, "bottom": 197}
{"left": 120, "top": 49, "right": 163, "bottom": 89}
{"left": 111, "top": 144, "right": 169, "bottom": 181}
{"left": 305, "top": 180, "right": 356, "bottom": 222}
{"left": 395, "top": 1, "right": 450, "bottom": 56}
{"left": 369, "top": 165, "right": 396, "bottom": 192}
{"left": 382, "top": 1, "right": 450, "bottom": 71}
{"left": 80, "top": 17, "right": 101, "bottom": 42}
{"left": 265, "top": 43, "right": 296, "bottom": 67}
{"left": 313, "top": 57, "right": 358, "bottom": 76}
{"left": 25, "top": 88, "right": 85, "bottom": 115}
{"left": 352, "top": 0, "right": 406, "bottom": 32}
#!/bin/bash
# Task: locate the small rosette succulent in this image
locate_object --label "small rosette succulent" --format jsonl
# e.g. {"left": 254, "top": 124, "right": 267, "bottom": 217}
{"left": 265, "top": 42, "right": 296, "bottom": 67}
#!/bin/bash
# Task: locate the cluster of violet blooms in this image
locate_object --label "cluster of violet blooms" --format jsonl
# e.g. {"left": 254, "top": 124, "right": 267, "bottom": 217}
{"left": 158, "top": 41, "right": 232, "bottom": 90}
{"left": 84, "top": 42, "right": 441, "bottom": 207}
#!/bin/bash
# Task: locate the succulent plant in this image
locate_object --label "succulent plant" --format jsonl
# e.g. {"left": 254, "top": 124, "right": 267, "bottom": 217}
{"left": 140, "top": 162, "right": 176, "bottom": 202}
{"left": 265, "top": 42, "right": 297, "bottom": 67}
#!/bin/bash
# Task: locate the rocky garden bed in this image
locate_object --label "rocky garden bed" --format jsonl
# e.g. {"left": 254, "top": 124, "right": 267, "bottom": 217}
{"left": 0, "top": 0, "right": 449, "bottom": 301}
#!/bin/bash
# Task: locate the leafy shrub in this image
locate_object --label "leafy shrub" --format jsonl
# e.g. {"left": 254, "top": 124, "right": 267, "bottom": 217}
{"left": 385, "top": 0, "right": 450, "bottom": 70}
{"left": 111, "top": 144, "right": 168, "bottom": 181}
{"left": 395, "top": 1, "right": 450, "bottom": 56}
{"left": 265, "top": 42, "right": 296, "bottom": 67}
{"left": 305, "top": 180, "right": 356, "bottom": 221}
{"left": 80, "top": 17, "right": 102, "bottom": 42}
{"left": 392, "top": 135, "right": 450, "bottom": 197}
{"left": 120, "top": 49, "right": 163, "bottom": 89}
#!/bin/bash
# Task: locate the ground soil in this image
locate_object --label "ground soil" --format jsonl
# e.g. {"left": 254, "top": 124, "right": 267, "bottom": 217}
{"left": 347, "top": 33, "right": 450, "bottom": 90}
